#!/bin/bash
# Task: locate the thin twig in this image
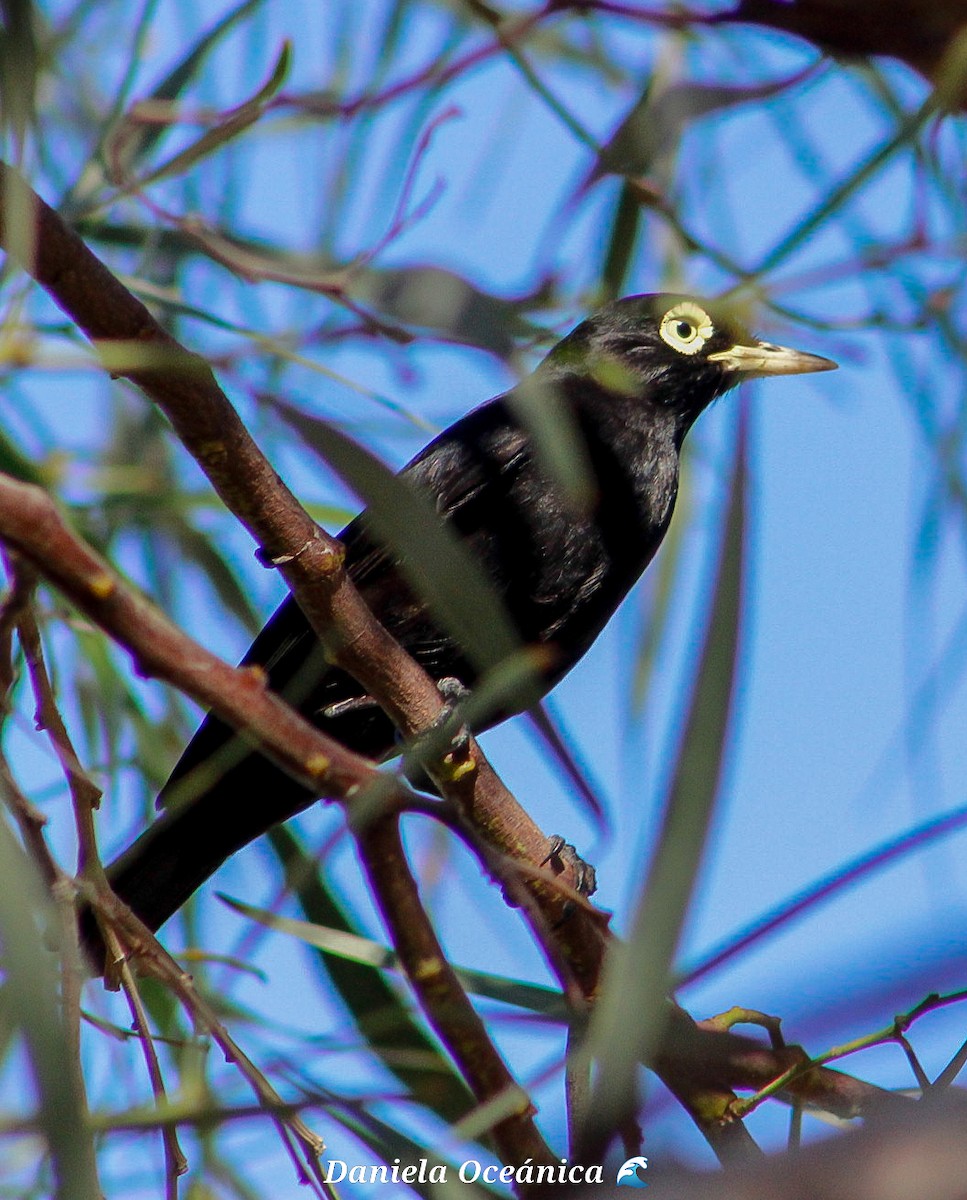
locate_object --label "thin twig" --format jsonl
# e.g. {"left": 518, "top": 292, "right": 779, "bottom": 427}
{"left": 107, "top": 925, "right": 188, "bottom": 1192}
{"left": 354, "top": 814, "right": 556, "bottom": 1176}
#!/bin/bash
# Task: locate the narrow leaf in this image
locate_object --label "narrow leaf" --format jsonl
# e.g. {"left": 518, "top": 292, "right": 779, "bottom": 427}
{"left": 222, "top": 890, "right": 568, "bottom": 1019}
{"left": 580, "top": 404, "right": 749, "bottom": 1146}
{"left": 263, "top": 827, "right": 475, "bottom": 1122}
{"left": 591, "top": 65, "right": 818, "bottom": 184}
{"left": 266, "top": 397, "right": 523, "bottom": 676}
{"left": 134, "top": 41, "right": 291, "bottom": 189}
{"left": 100, "top": 0, "right": 268, "bottom": 180}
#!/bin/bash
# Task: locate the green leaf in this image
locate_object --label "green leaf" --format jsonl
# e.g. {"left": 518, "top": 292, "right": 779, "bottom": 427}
{"left": 0, "top": 0, "right": 38, "bottom": 147}
{"left": 599, "top": 182, "right": 644, "bottom": 304}
{"left": 747, "top": 95, "right": 937, "bottom": 281}
{"left": 221, "top": 890, "right": 569, "bottom": 1020}
{"left": 0, "top": 814, "right": 100, "bottom": 1197}
{"left": 263, "top": 826, "right": 476, "bottom": 1122}
{"left": 348, "top": 266, "right": 548, "bottom": 357}
{"left": 138, "top": 0, "right": 269, "bottom": 118}
{"left": 579, "top": 406, "right": 749, "bottom": 1146}
{"left": 133, "top": 40, "right": 291, "bottom": 189}
{"left": 0, "top": 424, "right": 43, "bottom": 484}
{"left": 630, "top": 447, "right": 693, "bottom": 715}
{"left": 506, "top": 367, "right": 597, "bottom": 511}
{"left": 73, "top": 0, "right": 270, "bottom": 206}
{"left": 592, "top": 67, "right": 819, "bottom": 184}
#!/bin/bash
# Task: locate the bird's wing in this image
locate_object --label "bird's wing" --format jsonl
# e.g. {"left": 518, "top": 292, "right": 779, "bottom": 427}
{"left": 160, "top": 401, "right": 532, "bottom": 812}
{"left": 408, "top": 412, "right": 532, "bottom": 522}
{"left": 240, "top": 406, "right": 529, "bottom": 685}
{"left": 346, "top": 400, "right": 531, "bottom": 581}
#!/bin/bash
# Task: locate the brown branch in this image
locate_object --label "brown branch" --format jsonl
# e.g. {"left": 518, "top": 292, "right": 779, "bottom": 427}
{"left": 0, "top": 556, "right": 105, "bottom": 1180}
{"left": 11, "top": 570, "right": 106, "bottom": 886}
{"left": 0, "top": 576, "right": 100, "bottom": 1191}
{"left": 355, "top": 816, "right": 556, "bottom": 1178}
{"left": 0, "top": 474, "right": 414, "bottom": 815}
{"left": 0, "top": 160, "right": 446, "bottom": 743}
{"left": 0, "top": 499, "right": 369, "bottom": 1188}
{"left": 434, "top": 802, "right": 595, "bottom": 1012}
{"left": 0, "top": 559, "right": 59, "bottom": 885}
{"left": 0, "top": 475, "right": 750, "bottom": 1169}
{"left": 0, "top": 159, "right": 604, "bottom": 1138}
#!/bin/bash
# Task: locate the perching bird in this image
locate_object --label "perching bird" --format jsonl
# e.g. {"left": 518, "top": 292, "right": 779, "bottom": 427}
{"left": 91, "top": 293, "right": 835, "bottom": 957}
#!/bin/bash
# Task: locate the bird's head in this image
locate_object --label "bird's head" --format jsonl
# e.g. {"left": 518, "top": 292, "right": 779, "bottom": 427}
{"left": 540, "top": 292, "right": 836, "bottom": 429}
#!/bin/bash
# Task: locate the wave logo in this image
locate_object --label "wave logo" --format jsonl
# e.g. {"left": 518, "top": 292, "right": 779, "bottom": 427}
{"left": 616, "top": 1156, "right": 649, "bottom": 1187}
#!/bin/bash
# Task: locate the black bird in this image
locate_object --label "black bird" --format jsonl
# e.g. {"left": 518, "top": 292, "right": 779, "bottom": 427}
{"left": 93, "top": 294, "right": 835, "bottom": 955}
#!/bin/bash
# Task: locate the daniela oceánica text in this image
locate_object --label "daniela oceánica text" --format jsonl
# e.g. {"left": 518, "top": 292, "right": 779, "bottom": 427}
{"left": 321, "top": 1158, "right": 607, "bottom": 1186}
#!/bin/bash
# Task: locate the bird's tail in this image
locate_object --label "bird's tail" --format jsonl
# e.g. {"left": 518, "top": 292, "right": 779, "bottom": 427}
{"left": 79, "top": 740, "right": 318, "bottom": 971}
{"left": 78, "top": 640, "right": 405, "bottom": 974}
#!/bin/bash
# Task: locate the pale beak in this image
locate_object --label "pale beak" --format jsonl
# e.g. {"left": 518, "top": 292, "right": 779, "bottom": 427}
{"left": 707, "top": 341, "right": 838, "bottom": 377}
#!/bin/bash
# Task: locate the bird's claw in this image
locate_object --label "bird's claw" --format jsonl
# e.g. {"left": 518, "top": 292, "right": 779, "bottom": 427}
{"left": 542, "top": 834, "right": 597, "bottom": 897}
{"left": 401, "top": 677, "right": 474, "bottom": 788}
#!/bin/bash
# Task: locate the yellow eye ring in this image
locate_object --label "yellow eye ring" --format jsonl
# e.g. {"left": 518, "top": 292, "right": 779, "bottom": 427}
{"left": 659, "top": 302, "right": 715, "bottom": 355}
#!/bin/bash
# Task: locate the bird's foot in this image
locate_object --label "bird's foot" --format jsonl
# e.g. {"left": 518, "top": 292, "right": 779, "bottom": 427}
{"left": 542, "top": 834, "right": 597, "bottom": 897}
{"left": 401, "top": 677, "right": 474, "bottom": 789}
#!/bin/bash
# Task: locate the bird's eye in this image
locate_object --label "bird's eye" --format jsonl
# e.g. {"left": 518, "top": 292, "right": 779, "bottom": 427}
{"left": 659, "top": 302, "right": 715, "bottom": 356}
